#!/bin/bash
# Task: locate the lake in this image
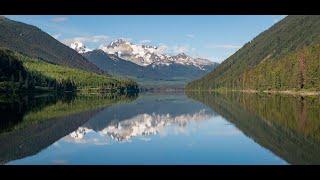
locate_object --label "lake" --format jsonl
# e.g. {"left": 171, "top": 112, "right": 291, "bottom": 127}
{"left": 1, "top": 91, "right": 320, "bottom": 165}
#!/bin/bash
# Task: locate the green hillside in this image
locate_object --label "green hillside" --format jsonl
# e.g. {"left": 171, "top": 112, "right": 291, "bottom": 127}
{"left": 0, "top": 17, "right": 103, "bottom": 74}
{"left": 186, "top": 15, "right": 320, "bottom": 91}
{"left": 241, "top": 44, "right": 320, "bottom": 91}
{"left": 0, "top": 48, "right": 139, "bottom": 93}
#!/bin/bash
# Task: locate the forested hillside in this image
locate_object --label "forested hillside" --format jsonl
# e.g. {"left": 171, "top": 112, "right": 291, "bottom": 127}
{"left": 241, "top": 44, "right": 320, "bottom": 91}
{"left": 0, "top": 17, "right": 103, "bottom": 74}
{"left": 186, "top": 15, "right": 320, "bottom": 91}
{"left": 0, "top": 48, "right": 138, "bottom": 93}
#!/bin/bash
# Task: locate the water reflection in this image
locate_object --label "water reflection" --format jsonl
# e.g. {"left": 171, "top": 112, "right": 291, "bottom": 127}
{"left": 100, "top": 109, "right": 212, "bottom": 142}
{"left": 4, "top": 91, "right": 318, "bottom": 164}
{"left": 66, "top": 96, "right": 214, "bottom": 142}
{"left": 187, "top": 91, "right": 320, "bottom": 165}
{"left": 0, "top": 93, "right": 137, "bottom": 164}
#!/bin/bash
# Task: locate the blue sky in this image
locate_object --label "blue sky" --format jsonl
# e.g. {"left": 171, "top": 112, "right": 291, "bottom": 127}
{"left": 6, "top": 15, "right": 286, "bottom": 63}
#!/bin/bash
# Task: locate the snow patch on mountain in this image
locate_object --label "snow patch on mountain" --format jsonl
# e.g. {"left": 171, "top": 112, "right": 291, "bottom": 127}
{"left": 99, "top": 39, "right": 215, "bottom": 69}
{"left": 66, "top": 38, "right": 217, "bottom": 70}
{"left": 69, "top": 41, "right": 91, "bottom": 53}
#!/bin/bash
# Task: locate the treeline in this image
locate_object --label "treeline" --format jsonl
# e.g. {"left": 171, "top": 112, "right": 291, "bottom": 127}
{"left": 0, "top": 48, "right": 139, "bottom": 94}
{"left": 0, "top": 16, "right": 103, "bottom": 74}
{"left": 0, "top": 48, "right": 64, "bottom": 93}
{"left": 241, "top": 44, "right": 320, "bottom": 91}
{"left": 186, "top": 15, "right": 320, "bottom": 92}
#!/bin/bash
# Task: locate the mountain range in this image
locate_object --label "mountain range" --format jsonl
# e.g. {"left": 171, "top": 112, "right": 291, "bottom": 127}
{"left": 70, "top": 39, "right": 219, "bottom": 86}
{"left": 186, "top": 15, "right": 320, "bottom": 91}
{"left": 0, "top": 16, "right": 219, "bottom": 89}
{"left": 0, "top": 17, "right": 139, "bottom": 93}
{"left": 3, "top": 15, "right": 318, "bottom": 92}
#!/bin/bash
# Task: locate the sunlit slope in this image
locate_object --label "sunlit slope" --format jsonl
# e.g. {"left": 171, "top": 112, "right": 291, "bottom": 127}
{"left": 187, "top": 15, "right": 320, "bottom": 91}
{"left": 0, "top": 16, "right": 102, "bottom": 74}
{"left": 0, "top": 48, "right": 139, "bottom": 93}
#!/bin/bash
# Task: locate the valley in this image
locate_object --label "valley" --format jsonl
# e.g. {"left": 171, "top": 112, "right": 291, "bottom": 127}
{"left": 76, "top": 39, "right": 219, "bottom": 87}
{"left": 1, "top": 15, "right": 320, "bottom": 165}
{"left": 0, "top": 17, "right": 138, "bottom": 94}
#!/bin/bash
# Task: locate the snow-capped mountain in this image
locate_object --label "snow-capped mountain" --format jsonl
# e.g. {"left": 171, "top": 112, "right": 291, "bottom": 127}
{"left": 69, "top": 39, "right": 219, "bottom": 86}
{"left": 82, "top": 49, "right": 164, "bottom": 80}
{"left": 100, "top": 39, "right": 168, "bottom": 66}
{"left": 70, "top": 41, "right": 91, "bottom": 53}
{"left": 99, "top": 39, "right": 215, "bottom": 69}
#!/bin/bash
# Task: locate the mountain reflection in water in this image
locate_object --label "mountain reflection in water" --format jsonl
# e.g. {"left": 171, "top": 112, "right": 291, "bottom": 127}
{"left": 67, "top": 108, "right": 212, "bottom": 142}
{"left": 3, "top": 91, "right": 319, "bottom": 164}
{"left": 63, "top": 93, "right": 215, "bottom": 143}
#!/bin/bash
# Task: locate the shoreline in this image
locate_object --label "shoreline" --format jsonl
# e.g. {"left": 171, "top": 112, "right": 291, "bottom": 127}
{"left": 235, "top": 89, "right": 320, "bottom": 96}
{"left": 186, "top": 89, "right": 320, "bottom": 96}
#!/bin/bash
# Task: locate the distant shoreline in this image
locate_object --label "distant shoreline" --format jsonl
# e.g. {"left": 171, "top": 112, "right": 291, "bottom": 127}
{"left": 186, "top": 89, "right": 320, "bottom": 96}
{"left": 236, "top": 89, "right": 320, "bottom": 96}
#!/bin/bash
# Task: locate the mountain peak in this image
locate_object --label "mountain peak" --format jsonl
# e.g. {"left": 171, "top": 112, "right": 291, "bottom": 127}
{"left": 109, "top": 39, "right": 130, "bottom": 47}
{"left": 115, "top": 38, "right": 129, "bottom": 43}
{"left": 175, "top": 53, "right": 189, "bottom": 59}
{"left": 70, "top": 41, "right": 91, "bottom": 53}
{"left": 99, "top": 39, "right": 216, "bottom": 68}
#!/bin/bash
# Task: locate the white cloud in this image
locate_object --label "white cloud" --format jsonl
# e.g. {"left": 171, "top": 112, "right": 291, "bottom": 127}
{"left": 186, "top": 34, "right": 195, "bottom": 38}
{"left": 160, "top": 44, "right": 197, "bottom": 56}
{"left": 157, "top": 44, "right": 169, "bottom": 54}
{"left": 205, "top": 44, "right": 242, "bottom": 49}
{"left": 140, "top": 39, "right": 151, "bottom": 44}
{"left": 89, "top": 35, "right": 109, "bottom": 43}
{"left": 172, "top": 45, "right": 191, "bottom": 54}
{"left": 62, "top": 35, "right": 109, "bottom": 46}
{"left": 51, "top": 16, "right": 68, "bottom": 23}
{"left": 52, "top": 33, "right": 61, "bottom": 39}
{"left": 170, "top": 45, "right": 198, "bottom": 56}
{"left": 111, "top": 37, "right": 132, "bottom": 42}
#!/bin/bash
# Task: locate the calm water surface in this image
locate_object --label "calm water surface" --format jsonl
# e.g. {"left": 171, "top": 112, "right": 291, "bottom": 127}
{"left": 1, "top": 91, "right": 320, "bottom": 164}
